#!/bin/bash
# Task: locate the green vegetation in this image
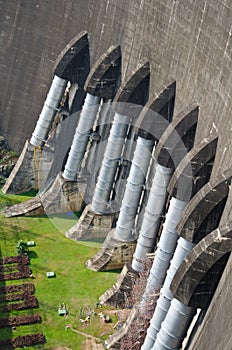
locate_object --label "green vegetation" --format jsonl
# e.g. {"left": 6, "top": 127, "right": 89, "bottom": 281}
{"left": 0, "top": 190, "right": 120, "bottom": 349}
{"left": 0, "top": 147, "right": 18, "bottom": 164}
{"left": 15, "top": 240, "right": 28, "bottom": 255}
{"left": 0, "top": 176, "right": 6, "bottom": 187}
{"left": 0, "top": 147, "right": 18, "bottom": 171}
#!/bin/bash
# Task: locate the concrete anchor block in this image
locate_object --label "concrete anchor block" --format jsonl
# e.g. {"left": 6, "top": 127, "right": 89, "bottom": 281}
{"left": 85, "top": 229, "right": 137, "bottom": 271}
{"left": 65, "top": 204, "right": 115, "bottom": 241}
{"left": 3, "top": 172, "right": 86, "bottom": 218}
{"left": 40, "top": 173, "right": 85, "bottom": 214}
{"left": 2, "top": 140, "right": 35, "bottom": 194}
{"left": 99, "top": 262, "right": 139, "bottom": 307}
{"left": 104, "top": 307, "right": 138, "bottom": 349}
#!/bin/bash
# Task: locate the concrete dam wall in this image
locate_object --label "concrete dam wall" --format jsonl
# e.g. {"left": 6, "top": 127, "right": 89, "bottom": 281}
{"left": 1, "top": 1, "right": 232, "bottom": 349}
{"left": 1, "top": 1, "right": 232, "bottom": 168}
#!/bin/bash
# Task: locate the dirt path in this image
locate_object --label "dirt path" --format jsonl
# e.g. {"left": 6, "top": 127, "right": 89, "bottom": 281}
{"left": 82, "top": 339, "right": 104, "bottom": 350}
{"left": 70, "top": 327, "right": 101, "bottom": 342}
{"left": 65, "top": 309, "right": 128, "bottom": 349}
{"left": 70, "top": 328, "right": 104, "bottom": 350}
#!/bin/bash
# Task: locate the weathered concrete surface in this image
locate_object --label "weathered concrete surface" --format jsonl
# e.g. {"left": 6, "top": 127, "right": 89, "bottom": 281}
{"left": 0, "top": 0, "right": 89, "bottom": 152}
{"left": 4, "top": 196, "right": 43, "bottom": 217}
{"left": 54, "top": 30, "right": 90, "bottom": 84}
{"left": 105, "top": 307, "right": 138, "bottom": 350}
{"left": 65, "top": 204, "right": 115, "bottom": 241}
{"left": 99, "top": 262, "right": 139, "bottom": 307}
{"left": 2, "top": 140, "right": 35, "bottom": 194}
{"left": 2, "top": 137, "right": 60, "bottom": 194}
{"left": 2, "top": 0, "right": 232, "bottom": 176}
{"left": 3, "top": 172, "right": 86, "bottom": 217}
{"left": 85, "top": 229, "right": 137, "bottom": 271}
{"left": 84, "top": 45, "right": 121, "bottom": 98}
{"left": 171, "top": 224, "right": 232, "bottom": 309}
{"left": 168, "top": 133, "right": 218, "bottom": 201}
{"left": 2, "top": 0, "right": 232, "bottom": 221}
{"left": 177, "top": 169, "right": 232, "bottom": 243}
{"left": 188, "top": 253, "right": 232, "bottom": 350}
{"left": 40, "top": 173, "right": 85, "bottom": 214}
{"left": 154, "top": 103, "right": 199, "bottom": 169}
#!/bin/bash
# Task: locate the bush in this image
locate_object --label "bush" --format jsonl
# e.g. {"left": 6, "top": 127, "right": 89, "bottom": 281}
{"left": 0, "top": 314, "right": 41, "bottom": 328}
{"left": 16, "top": 240, "right": 28, "bottom": 255}
{"left": 0, "top": 333, "right": 45, "bottom": 349}
{"left": 0, "top": 176, "right": 6, "bottom": 187}
{"left": 0, "top": 267, "right": 31, "bottom": 281}
{"left": 0, "top": 255, "right": 29, "bottom": 265}
{"left": 0, "top": 295, "right": 38, "bottom": 312}
{"left": 0, "top": 283, "right": 35, "bottom": 295}
{"left": 0, "top": 255, "right": 31, "bottom": 281}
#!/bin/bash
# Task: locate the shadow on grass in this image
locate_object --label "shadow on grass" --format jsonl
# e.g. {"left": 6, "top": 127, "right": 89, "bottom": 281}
{"left": 19, "top": 190, "right": 38, "bottom": 197}
{"left": 0, "top": 189, "right": 37, "bottom": 209}
{"left": 28, "top": 251, "right": 38, "bottom": 259}
{"left": 24, "top": 211, "right": 81, "bottom": 219}
{"left": 23, "top": 214, "right": 48, "bottom": 219}
{"left": 0, "top": 246, "right": 13, "bottom": 342}
{"left": 81, "top": 237, "right": 106, "bottom": 244}
{"left": 102, "top": 269, "right": 121, "bottom": 274}
{"left": 0, "top": 327, "right": 13, "bottom": 340}
{"left": 0, "top": 223, "right": 50, "bottom": 242}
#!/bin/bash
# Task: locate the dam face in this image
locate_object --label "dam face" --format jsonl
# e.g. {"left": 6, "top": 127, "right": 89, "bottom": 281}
{"left": 1, "top": 1, "right": 232, "bottom": 349}
{"left": 1, "top": 1, "right": 232, "bottom": 167}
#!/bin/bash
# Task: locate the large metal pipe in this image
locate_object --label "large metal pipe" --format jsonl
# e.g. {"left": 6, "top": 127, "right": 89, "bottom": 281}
{"left": 112, "top": 124, "right": 138, "bottom": 209}
{"left": 84, "top": 99, "right": 113, "bottom": 203}
{"left": 113, "top": 137, "right": 154, "bottom": 241}
{"left": 136, "top": 156, "right": 157, "bottom": 233}
{"left": 152, "top": 298, "right": 196, "bottom": 350}
{"left": 30, "top": 75, "right": 68, "bottom": 147}
{"left": 62, "top": 93, "right": 101, "bottom": 181}
{"left": 132, "top": 164, "right": 173, "bottom": 272}
{"left": 146, "top": 198, "right": 187, "bottom": 292}
{"left": 91, "top": 112, "right": 130, "bottom": 213}
{"left": 85, "top": 99, "right": 112, "bottom": 173}
{"left": 141, "top": 238, "right": 195, "bottom": 349}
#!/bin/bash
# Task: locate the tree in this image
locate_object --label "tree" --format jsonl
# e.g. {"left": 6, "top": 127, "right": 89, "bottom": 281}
{"left": 16, "top": 240, "right": 28, "bottom": 255}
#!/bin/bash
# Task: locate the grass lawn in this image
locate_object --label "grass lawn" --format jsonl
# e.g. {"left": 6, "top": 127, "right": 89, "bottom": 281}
{"left": 0, "top": 190, "right": 120, "bottom": 349}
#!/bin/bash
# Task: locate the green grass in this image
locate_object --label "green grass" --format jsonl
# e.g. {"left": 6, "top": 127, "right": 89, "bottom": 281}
{"left": 0, "top": 190, "right": 120, "bottom": 349}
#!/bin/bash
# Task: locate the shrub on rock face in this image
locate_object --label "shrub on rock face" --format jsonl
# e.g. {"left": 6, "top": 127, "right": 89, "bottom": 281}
{"left": 0, "top": 135, "right": 18, "bottom": 182}
{"left": 0, "top": 175, "right": 6, "bottom": 187}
